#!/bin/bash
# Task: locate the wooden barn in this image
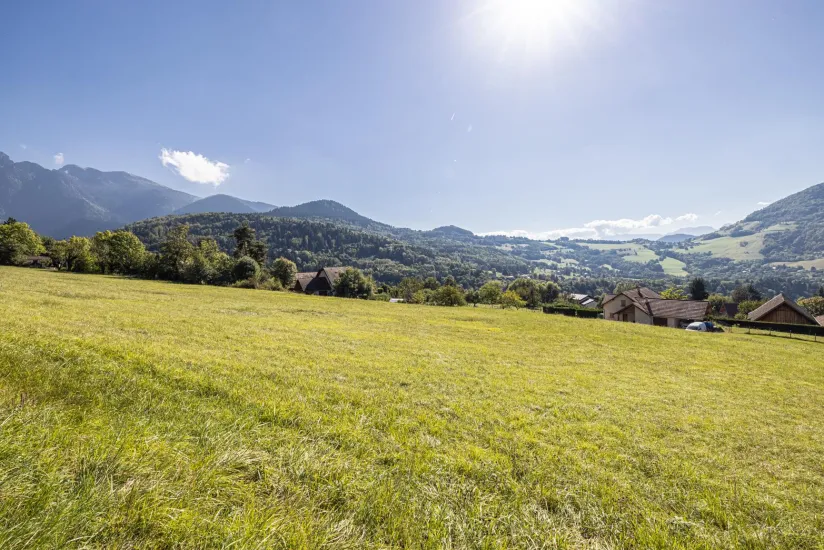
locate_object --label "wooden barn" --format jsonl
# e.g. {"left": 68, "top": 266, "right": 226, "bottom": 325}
{"left": 291, "top": 267, "right": 349, "bottom": 296}
{"left": 747, "top": 294, "right": 820, "bottom": 325}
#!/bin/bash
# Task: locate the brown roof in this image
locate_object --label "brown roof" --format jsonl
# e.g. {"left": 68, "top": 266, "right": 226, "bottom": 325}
{"left": 293, "top": 272, "right": 316, "bottom": 291}
{"left": 602, "top": 286, "right": 661, "bottom": 306}
{"left": 644, "top": 298, "right": 710, "bottom": 320}
{"left": 747, "top": 293, "right": 819, "bottom": 324}
{"left": 321, "top": 267, "right": 349, "bottom": 287}
{"left": 817, "top": 315, "right": 824, "bottom": 327}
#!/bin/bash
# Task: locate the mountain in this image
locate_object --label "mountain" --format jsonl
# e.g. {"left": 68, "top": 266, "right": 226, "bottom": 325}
{"left": 268, "top": 199, "right": 388, "bottom": 230}
{"left": 658, "top": 227, "right": 715, "bottom": 243}
{"left": 0, "top": 152, "right": 197, "bottom": 238}
{"left": 174, "top": 194, "right": 276, "bottom": 215}
{"left": 657, "top": 233, "right": 695, "bottom": 243}
{"left": 683, "top": 182, "right": 824, "bottom": 261}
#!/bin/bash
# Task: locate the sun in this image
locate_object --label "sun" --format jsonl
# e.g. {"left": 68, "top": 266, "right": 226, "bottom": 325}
{"left": 468, "top": 0, "right": 599, "bottom": 61}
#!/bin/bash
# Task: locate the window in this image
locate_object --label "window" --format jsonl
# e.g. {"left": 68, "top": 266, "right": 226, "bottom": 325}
{"left": 622, "top": 313, "right": 628, "bottom": 322}
{"left": 621, "top": 299, "right": 626, "bottom": 307}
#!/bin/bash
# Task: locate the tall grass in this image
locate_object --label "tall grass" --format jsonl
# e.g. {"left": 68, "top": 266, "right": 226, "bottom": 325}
{"left": 1, "top": 267, "right": 823, "bottom": 548}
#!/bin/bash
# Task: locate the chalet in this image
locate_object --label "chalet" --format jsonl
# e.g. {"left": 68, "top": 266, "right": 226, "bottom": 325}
{"left": 603, "top": 286, "right": 710, "bottom": 328}
{"left": 747, "top": 294, "right": 820, "bottom": 326}
{"left": 291, "top": 267, "right": 349, "bottom": 296}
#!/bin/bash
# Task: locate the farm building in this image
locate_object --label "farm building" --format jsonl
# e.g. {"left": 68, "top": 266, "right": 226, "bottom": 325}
{"left": 747, "top": 294, "right": 821, "bottom": 325}
{"left": 817, "top": 315, "right": 824, "bottom": 327}
{"left": 291, "top": 267, "right": 349, "bottom": 296}
{"left": 603, "top": 286, "right": 710, "bottom": 328}
{"left": 718, "top": 302, "right": 739, "bottom": 318}
{"left": 570, "top": 293, "right": 599, "bottom": 309}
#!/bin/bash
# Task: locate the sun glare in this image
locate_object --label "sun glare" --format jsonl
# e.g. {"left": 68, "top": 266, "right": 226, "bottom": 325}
{"left": 469, "top": 0, "right": 600, "bottom": 62}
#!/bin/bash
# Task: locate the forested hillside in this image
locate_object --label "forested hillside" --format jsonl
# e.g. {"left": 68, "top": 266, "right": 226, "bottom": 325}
{"left": 126, "top": 213, "right": 531, "bottom": 286}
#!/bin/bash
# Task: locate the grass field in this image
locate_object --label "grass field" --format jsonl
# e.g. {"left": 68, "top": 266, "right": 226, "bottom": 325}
{"left": 578, "top": 242, "right": 658, "bottom": 265}
{"left": 659, "top": 257, "right": 688, "bottom": 277}
{"left": 677, "top": 224, "right": 796, "bottom": 261}
{"left": 1, "top": 267, "right": 824, "bottom": 549}
{"left": 770, "top": 258, "right": 824, "bottom": 271}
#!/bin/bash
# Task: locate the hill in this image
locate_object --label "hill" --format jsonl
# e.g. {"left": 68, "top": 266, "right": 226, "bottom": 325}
{"left": 0, "top": 152, "right": 197, "bottom": 238}
{"left": 1, "top": 267, "right": 823, "bottom": 548}
{"left": 174, "top": 194, "right": 275, "bottom": 215}
{"left": 125, "top": 212, "right": 531, "bottom": 286}
{"left": 268, "top": 199, "right": 388, "bottom": 230}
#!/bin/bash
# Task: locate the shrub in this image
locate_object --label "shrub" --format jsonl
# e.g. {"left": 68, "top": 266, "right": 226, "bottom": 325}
{"left": 432, "top": 285, "right": 466, "bottom": 307}
{"left": 232, "top": 256, "right": 260, "bottom": 282}
{"left": 500, "top": 290, "right": 526, "bottom": 309}
{"left": 271, "top": 257, "right": 298, "bottom": 289}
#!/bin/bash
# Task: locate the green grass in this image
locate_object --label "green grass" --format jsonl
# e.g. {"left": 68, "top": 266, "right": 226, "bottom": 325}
{"left": 578, "top": 242, "right": 658, "bottom": 264}
{"left": 659, "top": 257, "right": 688, "bottom": 277}
{"left": 678, "top": 224, "right": 797, "bottom": 261}
{"left": 1, "top": 267, "right": 824, "bottom": 549}
{"left": 771, "top": 258, "right": 824, "bottom": 271}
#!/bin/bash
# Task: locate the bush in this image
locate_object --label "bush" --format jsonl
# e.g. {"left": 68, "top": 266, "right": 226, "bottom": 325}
{"left": 500, "top": 290, "right": 526, "bottom": 309}
{"left": 432, "top": 285, "right": 466, "bottom": 306}
{"left": 334, "top": 268, "right": 374, "bottom": 299}
{"left": 369, "top": 293, "right": 391, "bottom": 302}
{"left": 271, "top": 257, "right": 298, "bottom": 288}
{"left": 232, "top": 256, "right": 260, "bottom": 282}
{"left": 259, "top": 278, "right": 284, "bottom": 291}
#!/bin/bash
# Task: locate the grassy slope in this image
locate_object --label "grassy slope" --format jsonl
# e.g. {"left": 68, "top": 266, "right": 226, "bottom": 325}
{"left": 659, "top": 257, "right": 688, "bottom": 276}
{"left": 578, "top": 242, "right": 657, "bottom": 264}
{"left": 1, "top": 268, "right": 823, "bottom": 549}
{"left": 677, "top": 224, "right": 797, "bottom": 261}
{"left": 770, "top": 258, "right": 824, "bottom": 271}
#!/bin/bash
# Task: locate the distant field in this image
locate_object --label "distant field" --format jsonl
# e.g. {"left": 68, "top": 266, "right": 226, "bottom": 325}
{"left": 1, "top": 268, "right": 824, "bottom": 548}
{"left": 578, "top": 242, "right": 658, "bottom": 263}
{"left": 771, "top": 258, "right": 824, "bottom": 271}
{"left": 678, "top": 224, "right": 796, "bottom": 261}
{"left": 659, "top": 257, "right": 688, "bottom": 276}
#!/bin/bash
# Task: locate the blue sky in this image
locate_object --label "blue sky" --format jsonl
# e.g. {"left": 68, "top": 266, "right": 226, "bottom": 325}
{"left": 2, "top": 0, "right": 823, "bottom": 238}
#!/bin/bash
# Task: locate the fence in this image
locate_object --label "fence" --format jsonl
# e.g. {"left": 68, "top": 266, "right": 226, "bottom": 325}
{"left": 713, "top": 318, "right": 824, "bottom": 338}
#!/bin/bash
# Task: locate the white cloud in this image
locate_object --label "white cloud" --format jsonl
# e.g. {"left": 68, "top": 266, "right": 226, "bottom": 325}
{"left": 159, "top": 148, "right": 230, "bottom": 186}
{"left": 20, "top": 144, "right": 27, "bottom": 150}
{"left": 714, "top": 210, "right": 723, "bottom": 216}
{"left": 480, "top": 212, "right": 701, "bottom": 240}
{"left": 53, "top": 153, "right": 64, "bottom": 166}
{"left": 450, "top": 112, "right": 455, "bottom": 121}
{"left": 756, "top": 201, "right": 771, "bottom": 206}
{"left": 467, "top": 124, "right": 473, "bottom": 133}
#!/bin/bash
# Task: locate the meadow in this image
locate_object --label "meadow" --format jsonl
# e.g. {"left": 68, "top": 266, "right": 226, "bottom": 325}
{"left": 1, "top": 267, "right": 823, "bottom": 549}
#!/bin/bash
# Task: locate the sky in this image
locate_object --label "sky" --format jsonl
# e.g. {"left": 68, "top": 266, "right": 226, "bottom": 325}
{"left": 2, "top": 0, "right": 824, "bottom": 239}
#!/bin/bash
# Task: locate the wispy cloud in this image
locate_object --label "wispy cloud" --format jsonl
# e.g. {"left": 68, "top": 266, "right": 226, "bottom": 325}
{"left": 756, "top": 201, "right": 771, "bottom": 206}
{"left": 467, "top": 124, "right": 473, "bottom": 133}
{"left": 20, "top": 144, "right": 27, "bottom": 150}
{"left": 53, "top": 152, "right": 64, "bottom": 166}
{"left": 480, "top": 212, "right": 701, "bottom": 240}
{"left": 450, "top": 112, "right": 455, "bottom": 121}
{"left": 714, "top": 210, "right": 723, "bottom": 216}
{"left": 159, "top": 149, "right": 230, "bottom": 186}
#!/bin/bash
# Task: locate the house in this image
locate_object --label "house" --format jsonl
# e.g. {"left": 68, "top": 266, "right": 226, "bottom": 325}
{"left": 747, "top": 294, "right": 820, "bottom": 325}
{"left": 603, "top": 286, "right": 710, "bottom": 328}
{"left": 570, "top": 293, "right": 599, "bottom": 309}
{"left": 20, "top": 255, "right": 52, "bottom": 268}
{"left": 817, "top": 315, "right": 824, "bottom": 327}
{"left": 291, "top": 267, "right": 350, "bottom": 296}
{"left": 718, "top": 302, "right": 739, "bottom": 318}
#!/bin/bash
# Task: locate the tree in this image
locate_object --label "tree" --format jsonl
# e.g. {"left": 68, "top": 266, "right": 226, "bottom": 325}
{"left": 271, "top": 257, "right": 298, "bottom": 289}
{"left": 737, "top": 299, "right": 765, "bottom": 316}
{"left": 798, "top": 296, "right": 824, "bottom": 317}
{"left": 465, "top": 289, "right": 480, "bottom": 307}
{"left": 92, "top": 230, "right": 146, "bottom": 274}
{"left": 423, "top": 277, "right": 440, "bottom": 290}
{"left": 818, "top": 286, "right": 824, "bottom": 298}
{"left": 432, "top": 285, "right": 466, "bottom": 306}
{"left": 613, "top": 281, "right": 637, "bottom": 294}
{"left": 688, "top": 277, "right": 709, "bottom": 300}
{"left": 500, "top": 290, "right": 526, "bottom": 309}
{"left": 64, "top": 236, "right": 96, "bottom": 273}
{"left": 541, "top": 281, "right": 561, "bottom": 303}
{"left": 396, "top": 277, "right": 424, "bottom": 301}
{"left": 508, "top": 278, "right": 542, "bottom": 308}
{"left": 660, "top": 287, "right": 688, "bottom": 300}
{"left": 731, "top": 283, "right": 761, "bottom": 303}
{"left": 184, "top": 239, "right": 234, "bottom": 285}
{"left": 707, "top": 294, "right": 728, "bottom": 315}
{"left": 232, "top": 256, "right": 261, "bottom": 282}
{"left": 479, "top": 281, "right": 502, "bottom": 306}
{"left": 334, "top": 267, "right": 374, "bottom": 299}
{"left": 233, "top": 222, "right": 267, "bottom": 265}
{"left": 0, "top": 219, "right": 44, "bottom": 265}
{"left": 159, "top": 225, "right": 195, "bottom": 281}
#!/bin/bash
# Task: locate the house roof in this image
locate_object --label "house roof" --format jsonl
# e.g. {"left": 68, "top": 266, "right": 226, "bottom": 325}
{"left": 602, "top": 287, "right": 661, "bottom": 306}
{"left": 747, "top": 293, "right": 819, "bottom": 325}
{"left": 817, "top": 315, "right": 824, "bottom": 327}
{"left": 293, "top": 272, "right": 316, "bottom": 290}
{"left": 321, "top": 267, "right": 349, "bottom": 287}
{"left": 644, "top": 299, "right": 710, "bottom": 320}
{"left": 570, "top": 293, "right": 592, "bottom": 301}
